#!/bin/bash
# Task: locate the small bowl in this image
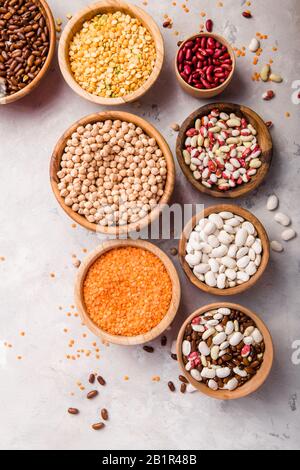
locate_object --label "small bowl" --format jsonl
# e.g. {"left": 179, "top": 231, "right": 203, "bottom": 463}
{"left": 175, "top": 33, "right": 236, "bottom": 99}
{"left": 176, "top": 103, "right": 273, "bottom": 199}
{"left": 58, "top": 0, "right": 164, "bottom": 105}
{"left": 0, "top": 0, "right": 56, "bottom": 105}
{"left": 50, "top": 110, "right": 175, "bottom": 235}
{"left": 75, "top": 240, "right": 181, "bottom": 346}
{"left": 179, "top": 204, "right": 270, "bottom": 296}
{"left": 176, "top": 302, "right": 274, "bottom": 400}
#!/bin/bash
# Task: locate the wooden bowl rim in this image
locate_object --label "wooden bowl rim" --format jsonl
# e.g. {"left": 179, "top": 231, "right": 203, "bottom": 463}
{"left": 176, "top": 102, "right": 273, "bottom": 198}
{"left": 175, "top": 32, "right": 236, "bottom": 95}
{"left": 58, "top": 0, "right": 164, "bottom": 105}
{"left": 178, "top": 204, "right": 270, "bottom": 296}
{"left": 176, "top": 302, "right": 274, "bottom": 400}
{"left": 50, "top": 110, "right": 175, "bottom": 234}
{"left": 74, "top": 239, "right": 181, "bottom": 345}
{"left": 0, "top": 0, "right": 56, "bottom": 105}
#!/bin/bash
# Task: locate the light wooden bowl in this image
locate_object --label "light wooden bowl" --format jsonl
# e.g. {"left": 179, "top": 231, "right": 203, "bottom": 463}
{"left": 50, "top": 110, "right": 175, "bottom": 235}
{"left": 0, "top": 0, "right": 56, "bottom": 105}
{"left": 179, "top": 204, "right": 270, "bottom": 296}
{"left": 75, "top": 240, "right": 181, "bottom": 345}
{"left": 58, "top": 0, "right": 164, "bottom": 105}
{"left": 176, "top": 103, "right": 273, "bottom": 199}
{"left": 176, "top": 302, "right": 274, "bottom": 400}
{"left": 175, "top": 33, "right": 236, "bottom": 99}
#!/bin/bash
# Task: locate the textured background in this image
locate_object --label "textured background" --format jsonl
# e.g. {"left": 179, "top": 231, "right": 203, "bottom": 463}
{"left": 0, "top": 0, "right": 299, "bottom": 450}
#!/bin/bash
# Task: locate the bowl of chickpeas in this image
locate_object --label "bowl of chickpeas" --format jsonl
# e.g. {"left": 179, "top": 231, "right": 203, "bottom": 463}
{"left": 58, "top": 1, "right": 164, "bottom": 105}
{"left": 50, "top": 111, "right": 175, "bottom": 235}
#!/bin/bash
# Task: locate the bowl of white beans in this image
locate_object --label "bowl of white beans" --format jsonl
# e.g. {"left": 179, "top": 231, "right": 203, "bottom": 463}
{"left": 50, "top": 111, "right": 175, "bottom": 235}
{"left": 179, "top": 204, "right": 270, "bottom": 295}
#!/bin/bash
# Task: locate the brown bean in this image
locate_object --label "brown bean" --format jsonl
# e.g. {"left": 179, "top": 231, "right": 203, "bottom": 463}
{"left": 161, "top": 335, "right": 167, "bottom": 346}
{"left": 101, "top": 408, "right": 109, "bottom": 421}
{"left": 143, "top": 345, "right": 154, "bottom": 353}
{"left": 168, "top": 381, "right": 175, "bottom": 392}
{"left": 171, "top": 353, "right": 177, "bottom": 361}
{"left": 97, "top": 376, "right": 106, "bottom": 386}
{"left": 179, "top": 375, "right": 188, "bottom": 384}
{"left": 68, "top": 408, "right": 79, "bottom": 415}
{"left": 87, "top": 390, "right": 98, "bottom": 399}
{"left": 92, "top": 422, "right": 105, "bottom": 431}
{"left": 180, "top": 383, "right": 186, "bottom": 394}
{"left": 89, "top": 373, "right": 95, "bottom": 384}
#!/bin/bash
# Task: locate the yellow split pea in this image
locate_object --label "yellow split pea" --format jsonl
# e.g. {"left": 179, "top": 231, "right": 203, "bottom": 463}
{"left": 83, "top": 247, "right": 172, "bottom": 336}
{"left": 69, "top": 11, "right": 156, "bottom": 98}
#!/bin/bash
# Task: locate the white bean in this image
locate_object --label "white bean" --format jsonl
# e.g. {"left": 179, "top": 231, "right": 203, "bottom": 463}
{"left": 185, "top": 253, "right": 202, "bottom": 267}
{"left": 191, "top": 369, "right": 202, "bottom": 381}
{"left": 201, "top": 368, "right": 216, "bottom": 379}
{"left": 267, "top": 194, "right": 279, "bottom": 211}
{"left": 182, "top": 340, "right": 191, "bottom": 356}
{"left": 216, "top": 367, "right": 231, "bottom": 378}
{"left": 271, "top": 240, "right": 284, "bottom": 253}
{"left": 281, "top": 228, "right": 296, "bottom": 241}
{"left": 235, "top": 228, "right": 248, "bottom": 247}
{"left": 213, "top": 332, "right": 227, "bottom": 345}
{"left": 208, "top": 379, "right": 218, "bottom": 391}
{"left": 229, "top": 332, "right": 243, "bottom": 346}
{"left": 205, "top": 271, "right": 217, "bottom": 287}
{"left": 274, "top": 212, "right": 291, "bottom": 227}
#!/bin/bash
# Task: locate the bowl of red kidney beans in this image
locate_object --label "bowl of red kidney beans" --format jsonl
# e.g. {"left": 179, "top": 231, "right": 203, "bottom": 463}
{"left": 175, "top": 33, "right": 236, "bottom": 98}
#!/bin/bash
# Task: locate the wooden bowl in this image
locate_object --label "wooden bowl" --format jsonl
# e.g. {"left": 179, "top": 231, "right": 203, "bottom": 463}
{"left": 58, "top": 0, "right": 164, "bottom": 105}
{"left": 50, "top": 110, "right": 175, "bottom": 235}
{"left": 0, "top": 0, "right": 56, "bottom": 105}
{"left": 176, "top": 302, "right": 274, "bottom": 400}
{"left": 175, "top": 33, "right": 236, "bottom": 99}
{"left": 74, "top": 239, "right": 181, "bottom": 345}
{"left": 179, "top": 204, "right": 270, "bottom": 296}
{"left": 176, "top": 103, "right": 273, "bottom": 198}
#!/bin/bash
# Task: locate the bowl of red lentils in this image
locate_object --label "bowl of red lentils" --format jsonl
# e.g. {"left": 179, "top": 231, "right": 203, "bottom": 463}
{"left": 74, "top": 240, "right": 181, "bottom": 345}
{"left": 58, "top": 1, "right": 164, "bottom": 105}
{"left": 0, "top": 0, "right": 56, "bottom": 105}
{"left": 50, "top": 110, "right": 175, "bottom": 235}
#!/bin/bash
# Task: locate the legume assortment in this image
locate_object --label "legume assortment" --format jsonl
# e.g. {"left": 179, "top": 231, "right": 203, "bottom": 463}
{"left": 57, "top": 119, "right": 167, "bottom": 226}
{"left": 181, "top": 308, "right": 265, "bottom": 392}
{"left": 185, "top": 211, "right": 262, "bottom": 289}
{"left": 0, "top": 0, "right": 50, "bottom": 97}
{"left": 177, "top": 35, "right": 233, "bottom": 90}
{"left": 83, "top": 247, "right": 172, "bottom": 337}
{"left": 182, "top": 108, "right": 262, "bottom": 191}
{"left": 69, "top": 11, "right": 156, "bottom": 98}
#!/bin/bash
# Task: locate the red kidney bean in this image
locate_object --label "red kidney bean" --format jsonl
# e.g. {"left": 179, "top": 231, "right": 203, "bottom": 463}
{"left": 177, "top": 35, "right": 233, "bottom": 89}
{"left": 205, "top": 19, "right": 213, "bottom": 32}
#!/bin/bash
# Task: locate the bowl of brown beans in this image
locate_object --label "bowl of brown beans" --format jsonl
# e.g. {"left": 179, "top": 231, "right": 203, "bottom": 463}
{"left": 0, "top": 0, "right": 56, "bottom": 105}
{"left": 175, "top": 33, "right": 236, "bottom": 98}
{"left": 75, "top": 240, "right": 181, "bottom": 346}
{"left": 50, "top": 111, "right": 175, "bottom": 235}
{"left": 58, "top": 0, "right": 164, "bottom": 105}
{"left": 177, "top": 303, "right": 274, "bottom": 400}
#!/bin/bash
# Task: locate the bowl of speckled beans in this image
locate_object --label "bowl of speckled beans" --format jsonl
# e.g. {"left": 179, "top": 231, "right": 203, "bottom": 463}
{"left": 177, "top": 303, "right": 274, "bottom": 400}
{"left": 58, "top": 0, "right": 164, "bottom": 105}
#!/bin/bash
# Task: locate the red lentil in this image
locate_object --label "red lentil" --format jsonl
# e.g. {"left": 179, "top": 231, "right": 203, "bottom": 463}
{"left": 83, "top": 247, "right": 172, "bottom": 337}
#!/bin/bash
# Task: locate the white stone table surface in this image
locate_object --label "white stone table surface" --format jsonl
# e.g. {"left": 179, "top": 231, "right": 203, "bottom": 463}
{"left": 0, "top": 0, "right": 299, "bottom": 450}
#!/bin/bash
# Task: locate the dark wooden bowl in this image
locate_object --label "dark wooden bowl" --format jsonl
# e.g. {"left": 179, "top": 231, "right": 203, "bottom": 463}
{"left": 176, "top": 302, "right": 274, "bottom": 400}
{"left": 178, "top": 204, "right": 270, "bottom": 296}
{"left": 176, "top": 103, "right": 273, "bottom": 199}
